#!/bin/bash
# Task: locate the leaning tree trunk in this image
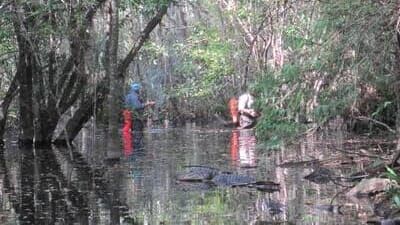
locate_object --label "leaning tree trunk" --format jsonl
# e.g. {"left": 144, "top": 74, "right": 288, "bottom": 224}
{"left": 55, "top": 81, "right": 109, "bottom": 144}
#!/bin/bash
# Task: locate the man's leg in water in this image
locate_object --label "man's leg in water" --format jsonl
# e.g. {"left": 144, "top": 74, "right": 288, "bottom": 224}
{"left": 133, "top": 119, "right": 144, "bottom": 150}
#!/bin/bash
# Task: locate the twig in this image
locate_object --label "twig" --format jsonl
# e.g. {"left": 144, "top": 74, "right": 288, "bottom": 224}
{"left": 354, "top": 116, "right": 396, "bottom": 134}
{"left": 277, "top": 83, "right": 299, "bottom": 106}
{"left": 334, "top": 148, "right": 387, "bottom": 160}
{"left": 330, "top": 185, "right": 353, "bottom": 205}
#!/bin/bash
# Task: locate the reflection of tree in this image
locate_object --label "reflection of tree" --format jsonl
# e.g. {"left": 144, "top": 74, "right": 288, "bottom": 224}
{"left": 0, "top": 147, "right": 18, "bottom": 224}
{"left": 270, "top": 130, "right": 364, "bottom": 224}
{"left": 106, "top": 164, "right": 125, "bottom": 225}
{"left": 0, "top": 144, "right": 134, "bottom": 224}
{"left": 52, "top": 146, "right": 131, "bottom": 223}
{"left": 3, "top": 128, "right": 374, "bottom": 224}
{"left": 19, "top": 147, "right": 35, "bottom": 224}
{"left": 20, "top": 147, "right": 89, "bottom": 224}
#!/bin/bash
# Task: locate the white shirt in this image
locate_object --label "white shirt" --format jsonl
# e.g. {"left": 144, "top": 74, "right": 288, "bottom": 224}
{"left": 238, "top": 93, "right": 254, "bottom": 111}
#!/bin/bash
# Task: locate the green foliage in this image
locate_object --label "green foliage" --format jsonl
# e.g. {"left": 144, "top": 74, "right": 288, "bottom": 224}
{"left": 280, "top": 64, "right": 300, "bottom": 82}
{"left": 313, "top": 84, "right": 357, "bottom": 124}
{"left": 171, "top": 24, "right": 235, "bottom": 116}
{"left": 284, "top": 26, "right": 306, "bottom": 50}
{"left": 386, "top": 167, "right": 400, "bottom": 208}
{"left": 0, "top": 8, "right": 15, "bottom": 56}
{"left": 254, "top": 69, "right": 306, "bottom": 149}
{"left": 142, "top": 41, "right": 167, "bottom": 60}
{"left": 253, "top": 0, "right": 399, "bottom": 144}
{"left": 121, "top": 0, "right": 171, "bottom": 13}
{"left": 302, "top": 214, "right": 318, "bottom": 223}
{"left": 0, "top": 13, "right": 16, "bottom": 101}
{"left": 0, "top": 27, "right": 15, "bottom": 55}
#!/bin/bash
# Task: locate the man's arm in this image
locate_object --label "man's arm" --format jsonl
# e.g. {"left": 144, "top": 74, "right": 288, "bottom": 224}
{"left": 145, "top": 100, "right": 155, "bottom": 107}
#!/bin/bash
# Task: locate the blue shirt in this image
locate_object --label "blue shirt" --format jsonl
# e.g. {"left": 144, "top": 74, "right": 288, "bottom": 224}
{"left": 125, "top": 89, "right": 144, "bottom": 110}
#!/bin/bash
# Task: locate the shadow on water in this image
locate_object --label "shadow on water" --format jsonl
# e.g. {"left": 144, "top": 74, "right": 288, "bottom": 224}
{"left": 0, "top": 126, "right": 391, "bottom": 224}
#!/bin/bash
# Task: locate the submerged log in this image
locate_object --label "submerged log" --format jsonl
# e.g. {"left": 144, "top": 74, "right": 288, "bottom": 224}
{"left": 346, "top": 178, "right": 397, "bottom": 197}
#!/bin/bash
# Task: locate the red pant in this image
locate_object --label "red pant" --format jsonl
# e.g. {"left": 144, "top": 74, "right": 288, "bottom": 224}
{"left": 123, "top": 110, "right": 132, "bottom": 132}
{"left": 122, "top": 110, "right": 133, "bottom": 156}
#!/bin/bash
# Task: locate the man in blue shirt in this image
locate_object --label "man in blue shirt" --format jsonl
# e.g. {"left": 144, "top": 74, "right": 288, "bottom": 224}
{"left": 123, "top": 83, "right": 155, "bottom": 151}
{"left": 125, "top": 82, "right": 155, "bottom": 131}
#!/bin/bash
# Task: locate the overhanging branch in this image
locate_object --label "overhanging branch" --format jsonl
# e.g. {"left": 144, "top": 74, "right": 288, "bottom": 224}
{"left": 117, "top": 3, "right": 169, "bottom": 78}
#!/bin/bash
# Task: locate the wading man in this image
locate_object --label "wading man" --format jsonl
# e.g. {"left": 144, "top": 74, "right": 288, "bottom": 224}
{"left": 123, "top": 83, "right": 155, "bottom": 151}
{"left": 238, "top": 92, "right": 259, "bottom": 129}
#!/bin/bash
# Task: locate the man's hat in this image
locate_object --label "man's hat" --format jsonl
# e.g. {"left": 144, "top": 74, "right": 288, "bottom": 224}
{"left": 130, "top": 83, "right": 141, "bottom": 91}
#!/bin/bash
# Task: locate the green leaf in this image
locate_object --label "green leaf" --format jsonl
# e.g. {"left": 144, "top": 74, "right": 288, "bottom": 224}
{"left": 386, "top": 167, "right": 399, "bottom": 181}
{"left": 394, "top": 195, "right": 400, "bottom": 207}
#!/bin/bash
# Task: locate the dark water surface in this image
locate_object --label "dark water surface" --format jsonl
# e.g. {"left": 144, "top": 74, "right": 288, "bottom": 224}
{"left": 0, "top": 126, "right": 384, "bottom": 224}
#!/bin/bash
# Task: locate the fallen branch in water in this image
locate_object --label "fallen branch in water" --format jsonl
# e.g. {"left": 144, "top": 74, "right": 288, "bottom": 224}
{"left": 278, "top": 157, "right": 346, "bottom": 168}
{"left": 334, "top": 148, "right": 388, "bottom": 161}
{"left": 354, "top": 116, "right": 396, "bottom": 134}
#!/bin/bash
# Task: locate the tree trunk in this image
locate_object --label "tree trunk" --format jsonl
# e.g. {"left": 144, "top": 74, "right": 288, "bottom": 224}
{"left": 395, "top": 31, "right": 400, "bottom": 163}
{"left": 106, "top": 0, "right": 123, "bottom": 159}
{"left": 390, "top": 31, "right": 400, "bottom": 165}
{"left": 16, "top": 45, "right": 35, "bottom": 145}
{"left": 38, "top": 1, "right": 105, "bottom": 145}
{"left": 55, "top": 82, "right": 108, "bottom": 144}
{"left": 11, "top": 2, "right": 35, "bottom": 145}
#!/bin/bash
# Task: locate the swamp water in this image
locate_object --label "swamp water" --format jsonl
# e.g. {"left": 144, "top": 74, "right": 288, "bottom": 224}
{"left": 0, "top": 126, "right": 391, "bottom": 224}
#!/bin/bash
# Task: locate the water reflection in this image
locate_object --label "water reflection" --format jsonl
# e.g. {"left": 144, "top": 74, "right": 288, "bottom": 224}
{"left": 19, "top": 146, "right": 34, "bottom": 224}
{"left": 230, "top": 129, "right": 257, "bottom": 168}
{"left": 0, "top": 127, "right": 385, "bottom": 224}
{"left": 17, "top": 146, "right": 90, "bottom": 225}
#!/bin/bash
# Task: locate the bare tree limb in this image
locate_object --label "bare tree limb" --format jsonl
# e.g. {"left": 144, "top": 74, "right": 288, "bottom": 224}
{"left": 58, "top": 0, "right": 107, "bottom": 96}
{"left": 354, "top": 116, "right": 397, "bottom": 134}
{"left": 118, "top": 3, "right": 170, "bottom": 78}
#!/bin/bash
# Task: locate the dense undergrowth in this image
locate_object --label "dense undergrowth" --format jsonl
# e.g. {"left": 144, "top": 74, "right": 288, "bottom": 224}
{"left": 251, "top": 0, "right": 399, "bottom": 146}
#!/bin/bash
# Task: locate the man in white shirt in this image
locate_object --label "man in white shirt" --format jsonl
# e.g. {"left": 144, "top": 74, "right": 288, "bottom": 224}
{"left": 238, "top": 92, "right": 259, "bottom": 129}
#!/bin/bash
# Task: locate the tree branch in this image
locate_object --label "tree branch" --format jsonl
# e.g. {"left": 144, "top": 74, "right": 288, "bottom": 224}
{"left": 58, "top": 0, "right": 107, "bottom": 95}
{"left": 354, "top": 116, "right": 397, "bottom": 134}
{"left": 117, "top": 3, "right": 170, "bottom": 78}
